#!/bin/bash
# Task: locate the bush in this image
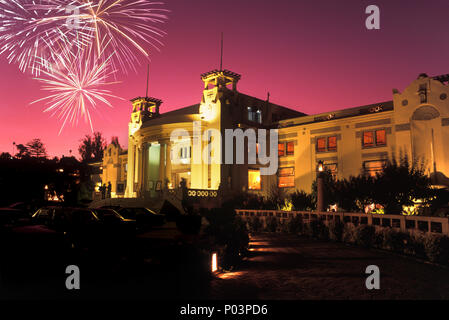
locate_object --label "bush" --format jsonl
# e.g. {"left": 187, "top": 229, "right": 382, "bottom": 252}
{"left": 287, "top": 215, "right": 303, "bottom": 234}
{"left": 373, "top": 229, "right": 384, "bottom": 248}
{"left": 303, "top": 219, "right": 326, "bottom": 239}
{"left": 382, "top": 229, "right": 408, "bottom": 253}
{"left": 328, "top": 220, "right": 344, "bottom": 242}
{"left": 354, "top": 225, "right": 375, "bottom": 248}
{"left": 290, "top": 190, "right": 314, "bottom": 211}
{"left": 404, "top": 233, "right": 426, "bottom": 258}
{"left": 278, "top": 219, "right": 289, "bottom": 233}
{"left": 248, "top": 216, "right": 263, "bottom": 233}
{"left": 202, "top": 208, "right": 249, "bottom": 270}
{"left": 265, "top": 216, "right": 278, "bottom": 232}
{"left": 342, "top": 224, "right": 357, "bottom": 244}
{"left": 423, "top": 234, "right": 449, "bottom": 264}
{"left": 318, "top": 224, "right": 330, "bottom": 241}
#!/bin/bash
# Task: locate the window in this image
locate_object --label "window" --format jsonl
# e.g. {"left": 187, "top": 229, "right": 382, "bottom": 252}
{"left": 278, "top": 143, "right": 285, "bottom": 156}
{"left": 179, "top": 146, "right": 191, "bottom": 159}
{"left": 279, "top": 141, "right": 294, "bottom": 156}
{"left": 278, "top": 167, "right": 294, "bottom": 188}
{"left": 248, "top": 169, "right": 261, "bottom": 190}
{"left": 327, "top": 136, "right": 337, "bottom": 151}
{"left": 363, "top": 129, "right": 386, "bottom": 148}
{"left": 364, "top": 160, "right": 387, "bottom": 177}
{"left": 316, "top": 138, "right": 326, "bottom": 152}
{"left": 286, "top": 142, "right": 294, "bottom": 156}
{"left": 316, "top": 136, "right": 337, "bottom": 152}
{"left": 248, "top": 107, "right": 262, "bottom": 124}
{"left": 376, "top": 130, "right": 386, "bottom": 146}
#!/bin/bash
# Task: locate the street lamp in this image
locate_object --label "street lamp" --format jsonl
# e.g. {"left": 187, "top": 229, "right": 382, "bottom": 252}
{"left": 317, "top": 160, "right": 325, "bottom": 212}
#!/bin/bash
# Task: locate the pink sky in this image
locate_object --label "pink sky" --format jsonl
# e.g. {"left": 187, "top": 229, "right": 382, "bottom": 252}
{"left": 1, "top": 0, "right": 449, "bottom": 158}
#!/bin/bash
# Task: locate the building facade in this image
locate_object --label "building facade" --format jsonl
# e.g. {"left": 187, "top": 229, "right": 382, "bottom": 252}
{"left": 100, "top": 71, "right": 449, "bottom": 201}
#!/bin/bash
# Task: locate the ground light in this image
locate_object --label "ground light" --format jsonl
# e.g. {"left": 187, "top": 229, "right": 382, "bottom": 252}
{"left": 211, "top": 252, "right": 218, "bottom": 272}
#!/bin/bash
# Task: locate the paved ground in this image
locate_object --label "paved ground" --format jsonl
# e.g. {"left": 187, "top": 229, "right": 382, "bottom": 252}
{"left": 208, "top": 233, "right": 449, "bottom": 300}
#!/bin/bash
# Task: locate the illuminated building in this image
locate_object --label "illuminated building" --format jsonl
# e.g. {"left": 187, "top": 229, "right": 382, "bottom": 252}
{"left": 100, "top": 71, "right": 449, "bottom": 201}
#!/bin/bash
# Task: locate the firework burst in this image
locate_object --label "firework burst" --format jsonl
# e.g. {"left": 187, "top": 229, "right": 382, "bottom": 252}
{"left": 31, "top": 42, "right": 123, "bottom": 134}
{"left": 39, "top": 0, "right": 170, "bottom": 73}
{"left": 0, "top": 0, "right": 90, "bottom": 75}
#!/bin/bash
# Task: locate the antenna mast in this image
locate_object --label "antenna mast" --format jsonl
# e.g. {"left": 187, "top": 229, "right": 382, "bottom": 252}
{"left": 145, "top": 64, "right": 150, "bottom": 98}
{"left": 220, "top": 32, "right": 223, "bottom": 71}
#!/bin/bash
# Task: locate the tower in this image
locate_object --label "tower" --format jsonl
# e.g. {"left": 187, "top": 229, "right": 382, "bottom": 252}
{"left": 129, "top": 97, "right": 163, "bottom": 135}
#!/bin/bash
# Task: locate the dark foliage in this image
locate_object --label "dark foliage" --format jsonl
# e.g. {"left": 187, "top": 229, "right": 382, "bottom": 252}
{"left": 290, "top": 190, "right": 315, "bottom": 211}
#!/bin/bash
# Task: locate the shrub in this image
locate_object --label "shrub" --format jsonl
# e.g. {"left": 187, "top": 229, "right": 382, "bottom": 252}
{"left": 372, "top": 228, "right": 383, "bottom": 248}
{"left": 382, "top": 229, "right": 408, "bottom": 253}
{"left": 265, "top": 216, "right": 278, "bottom": 232}
{"left": 248, "top": 216, "right": 263, "bottom": 233}
{"left": 328, "top": 220, "right": 344, "bottom": 242}
{"left": 342, "top": 224, "right": 357, "bottom": 244}
{"left": 318, "top": 224, "right": 330, "bottom": 241}
{"left": 278, "top": 219, "right": 289, "bottom": 233}
{"left": 303, "top": 219, "right": 326, "bottom": 239}
{"left": 290, "top": 190, "right": 314, "bottom": 211}
{"left": 288, "top": 215, "right": 303, "bottom": 234}
{"left": 404, "top": 233, "right": 426, "bottom": 258}
{"left": 354, "top": 225, "right": 375, "bottom": 248}
{"left": 423, "top": 234, "right": 449, "bottom": 264}
{"left": 202, "top": 208, "right": 249, "bottom": 269}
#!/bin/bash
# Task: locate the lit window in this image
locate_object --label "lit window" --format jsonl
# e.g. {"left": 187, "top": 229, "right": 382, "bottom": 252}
{"left": 286, "top": 142, "right": 294, "bottom": 156}
{"left": 278, "top": 143, "right": 285, "bottom": 156}
{"left": 363, "top": 129, "right": 387, "bottom": 148}
{"left": 278, "top": 167, "right": 294, "bottom": 188}
{"left": 316, "top": 138, "right": 326, "bottom": 152}
{"left": 376, "top": 130, "right": 386, "bottom": 146}
{"left": 364, "top": 160, "right": 387, "bottom": 177}
{"left": 248, "top": 169, "right": 261, "bottom": 190}
{"left": 328, "top": 136, "right": 337, "bottom": 151}
{"left": 363, "top": 131, "right": 375, "bottom": 148}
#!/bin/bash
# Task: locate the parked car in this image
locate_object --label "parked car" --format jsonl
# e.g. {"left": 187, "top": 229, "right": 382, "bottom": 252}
{"left": 100, "top": 206, "right": 165, "bottom": 232}
{"left": 31, "top": 206, "right": 135, "bottom": 250}
{"left": 0, "top": 207, "right": 31, "bottom": 228}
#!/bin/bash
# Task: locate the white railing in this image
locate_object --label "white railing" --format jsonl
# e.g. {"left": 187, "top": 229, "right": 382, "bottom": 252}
{"left": 235, "top": 209, "right": 449, "bottom": 236}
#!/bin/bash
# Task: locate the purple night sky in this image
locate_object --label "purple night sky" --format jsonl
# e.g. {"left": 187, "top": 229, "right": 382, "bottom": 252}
{"left": 1, "top": 0, "right": 449, "bottom": 157}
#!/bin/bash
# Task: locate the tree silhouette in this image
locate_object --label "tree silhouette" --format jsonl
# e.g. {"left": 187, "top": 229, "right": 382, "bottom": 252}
{"left": 26, "top": 139, "right": 47, "bottom": 158}
{"left": 15, "top": 143, "right": 30, "bottom": 159}
{"left": 0, "top": 152, "right": 12, "bottom": 160}
{"left": 79, "top": 132, "right": 106, "bottom": 163}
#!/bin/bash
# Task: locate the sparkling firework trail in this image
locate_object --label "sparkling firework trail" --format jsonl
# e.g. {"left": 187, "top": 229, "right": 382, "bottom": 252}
{"left": 31, "top": 42, "right": 123, "bottom": 134}
{"left": 0, "top": 0, "right": 169, "bottom": 133}
{"left": 38, "top": 0, "right": 170, "bottom": 73}
{"left": 0, "top": 0, "right": 90, "bottom": 75}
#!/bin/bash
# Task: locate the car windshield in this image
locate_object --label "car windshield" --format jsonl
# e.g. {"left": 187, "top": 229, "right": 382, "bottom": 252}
{"left": 93, "top": 209, "right": 123, "bottom": 221}
{"left": 119, "top": 208, "right": 153, "bottom": 219}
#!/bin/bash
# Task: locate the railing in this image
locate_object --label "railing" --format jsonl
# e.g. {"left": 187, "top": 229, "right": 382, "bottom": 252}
{"left": 235, "top": 209, "right": 449, "bottom": 236}
{"left": 187, "top": 189, "right": 218, "bottom": 198}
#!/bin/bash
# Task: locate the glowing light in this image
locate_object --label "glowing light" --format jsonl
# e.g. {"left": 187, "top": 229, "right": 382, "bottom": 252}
{"left": 37, "top": 0, "right": 170, "bottom": 73}
{"left": 318, "top": 160, "right": 324, "bottom": 172}
{"left": 31, "top": 43, "right": 123, "bottom": 134}
{"left": 211, "top": 252, "right": 217, "bottom": 272}
{"left": 0, "top": 0, "right": 89, "bottom": 75}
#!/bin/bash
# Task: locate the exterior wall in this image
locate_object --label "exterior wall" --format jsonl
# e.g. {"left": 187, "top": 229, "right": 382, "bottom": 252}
{"left": 101, "top": 144, "right": 127, "bottom": 198}
{"left": 115, "top": 73, "right": 449, "bottom": 202}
